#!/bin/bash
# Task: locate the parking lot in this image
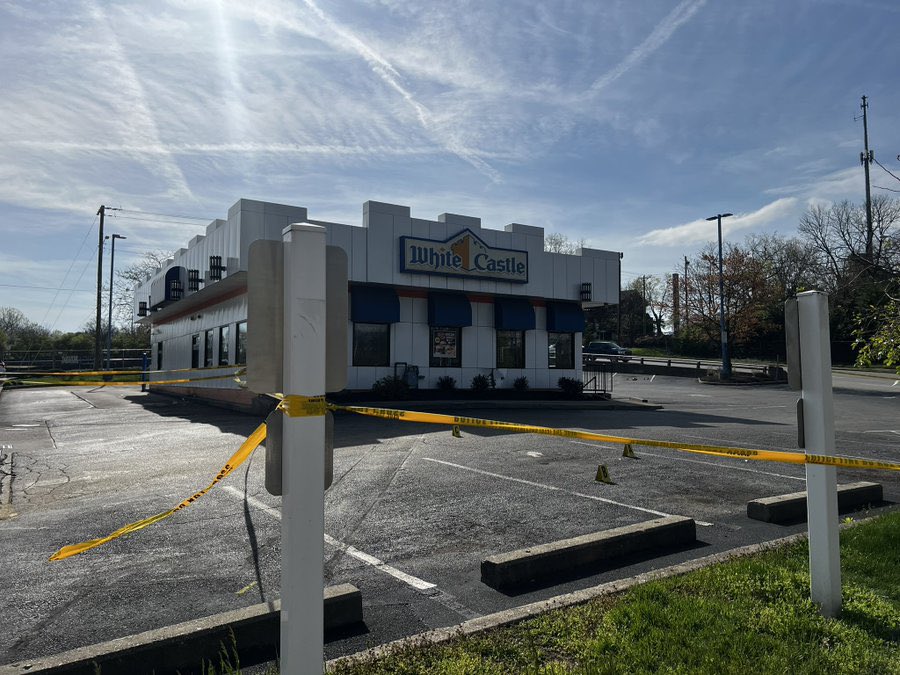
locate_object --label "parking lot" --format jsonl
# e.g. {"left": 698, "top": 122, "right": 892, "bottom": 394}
{"left": 1, "top": 372, "right": 898, "bottom": 666}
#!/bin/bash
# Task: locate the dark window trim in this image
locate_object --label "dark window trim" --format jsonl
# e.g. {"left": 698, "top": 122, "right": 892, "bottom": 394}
{"left": 352, "top": 322, "right": 391, "bottom": 367}
{"left": 191, "top": 333, "right": 200, "bottom": 369}
{"left": 236, "top": 321, "right": 247, "bottom": 365}
{"left": 548, "top": 332, "right": 575, "bottom": 369}
{"left": 204, "top": 328, "right": 215, "bottom": 367}
{"left": 218, "top": 325, "right": 230, "bottom": 366}
{"left": 496, "top": 329, "right": 526, "bottom": 369}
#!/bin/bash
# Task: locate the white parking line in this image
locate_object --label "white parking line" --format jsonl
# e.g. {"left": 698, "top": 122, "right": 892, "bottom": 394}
{"left": 222, "top": 485, "right": 436, "bottom": 591}
{"left": 649, "top": 375, "right": 656, "bottom": 383}
{"left": 421, "top": 457, "right": 712, "bottom": 526}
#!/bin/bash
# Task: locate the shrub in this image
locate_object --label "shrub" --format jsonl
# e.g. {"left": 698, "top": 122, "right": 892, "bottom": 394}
{"left": 470, "top": 374, "right": 490, "bottom": 393}
{"left": 372, "top": 375, "right": 409, "bottom": 400}
{"left": 557, "top": 376, "right": 583, "bottom": 398}
{"left": 436, "top": 375, "right": 456, "bottom": 391}
{"left": 513, "top": 376, "right": 529, "bottom": 392}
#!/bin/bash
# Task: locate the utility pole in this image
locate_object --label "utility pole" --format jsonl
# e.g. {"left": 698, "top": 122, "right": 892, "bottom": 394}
{"left": 641, "top": 275, "right": 647, "bottom": 336}
{"left": 106, "top": 234, "right": 126, "bottom": 369}
{"left": 683, "top": 256, "right": 690, "bottom": 333}
{"left": 859, "top": 95, "right": 874, "bottom": 264}
{"left": 706, "top": 213, "right": 733, "bottom": 379}
{"left": 672, "top": 273, "right": 680, "bottom": 334}
{"left": 94, "top": 205, "right": 106, "bottom": 369}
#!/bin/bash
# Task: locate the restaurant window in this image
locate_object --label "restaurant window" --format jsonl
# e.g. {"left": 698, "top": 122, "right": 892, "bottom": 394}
{"left": 497, "top": 330, "right": 525, "bottom": 369}
{"left": 353, "top": 323, "right": 390, "bottom": 367}
{"left": 236, "top": 321, "right": 247, "bottom": 365}
{"left": 191, "top": 334, "right": 200, "bottom": 369}
{"left": 204, "top": 329, "right": 214, "bottom": 367}
{"left": 430, "top": 327, "right": 462, "bottom": 368}
{"left": 218, "top": 325, "right": 230, "bottom": 365}
{"left": 548, "top": 332, "right": 574, "bottom": 369}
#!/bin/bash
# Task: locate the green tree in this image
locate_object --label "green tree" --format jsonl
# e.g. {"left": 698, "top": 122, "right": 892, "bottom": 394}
{"left": 854, "top": 299, "right": 900, "bottom": 373}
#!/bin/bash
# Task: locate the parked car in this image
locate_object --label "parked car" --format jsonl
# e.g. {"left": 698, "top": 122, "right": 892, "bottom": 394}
{"left": 583, "top": 341, "right": 632, "bottom": 362}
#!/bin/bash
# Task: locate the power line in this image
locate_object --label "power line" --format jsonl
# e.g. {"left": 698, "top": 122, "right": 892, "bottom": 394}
{"left": 37, "top": 213, "right": 98, "bottom": 327}
{"left": 873, "top": 184, "right": 900, "bottom": 194}
{"left": 872, "top": 156, "right": 900, "bottom": 185}
{"left": 110, "top": 214, "right": 212, "bottom": 227}
{"left": 1, "top": 283, "right": 94, "bottom": 292}
{"left": 48, "top": 243, "right": 99, "bottom": 334}
{"left": 112, "top": 208, "right": 212, "bottom": 221}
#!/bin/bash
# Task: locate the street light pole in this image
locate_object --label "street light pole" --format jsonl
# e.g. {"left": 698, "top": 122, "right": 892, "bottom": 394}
{"left": 106, "top": 234, "right": 126, "bottom": 369}
{"left": 706, "top": 213, "right": 733, "bottom": 379}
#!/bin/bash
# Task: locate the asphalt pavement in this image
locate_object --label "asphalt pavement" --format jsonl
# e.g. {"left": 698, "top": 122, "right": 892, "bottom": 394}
{"left": 0, "top": 373, "right": 898, "bottom": 668}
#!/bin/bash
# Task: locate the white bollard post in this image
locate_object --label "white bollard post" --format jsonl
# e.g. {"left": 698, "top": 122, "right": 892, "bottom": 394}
{"left": 281, "top": 223, "right": 327, "bottom": 672}
{"left": 797, "top": 290, "right": 841, "bottom": 617}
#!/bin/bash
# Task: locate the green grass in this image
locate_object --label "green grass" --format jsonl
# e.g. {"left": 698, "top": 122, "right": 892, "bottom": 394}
{"left": 328, "top": 512, "right": 900, "bottom": 674}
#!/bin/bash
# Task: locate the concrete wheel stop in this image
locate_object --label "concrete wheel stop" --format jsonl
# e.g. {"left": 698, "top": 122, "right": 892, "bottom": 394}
{"left": 746, "top": 482, "right": 884, "bottom": 524}
{"left": 480, "top": 515, "right": 697, "bottom": 591}
{"left": 2, "top": 584, "right": 362, "bottom": 675}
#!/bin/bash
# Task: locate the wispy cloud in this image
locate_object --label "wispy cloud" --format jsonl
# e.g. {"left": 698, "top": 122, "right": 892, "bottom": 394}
{"left": 586, "top": 0, "right": 707, "bottom": 96}
{"left": 638, "top": 198, "right": 799, "bottom": 246}
{"left": 230, "top": 0, "right": 503, "bottom": 182}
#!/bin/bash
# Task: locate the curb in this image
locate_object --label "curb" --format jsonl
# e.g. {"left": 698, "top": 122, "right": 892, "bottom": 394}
{"left": 326, "top": 511, "right": 898, "bottom": 672}
{"left": 1, "top": 585, "right": 362, "bottom": 675}
{"left": 326, "top": 533, "right": 808, "bottom": 671}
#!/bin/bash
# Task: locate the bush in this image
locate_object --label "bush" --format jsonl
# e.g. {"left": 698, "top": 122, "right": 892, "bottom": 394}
{"left": 436, "top": 375, "right": 456, "bottom": 391}
{"left": 371, "top": 375, "right": 410, "bottom": 400}
{"left": 470, "top": 374, "right": 490, "bottom": 393}
{"left": 513, "top": 376, "right": 529, "bottom": 392}
{"left": 557, "top": 376, "right": 583, "bottom": 398}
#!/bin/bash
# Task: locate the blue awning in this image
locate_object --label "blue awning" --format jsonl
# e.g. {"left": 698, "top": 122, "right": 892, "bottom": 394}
{"left": 351, "top": 285, "right": 400, "bottom": 323}
{"left": 428, "top": 292, "right": 472, "bottom": 327}
{"left": 494, "top": 298, "right": 535, "bottom": 331}
{"left": 546, "top": 301, "right": 585, "bottom": 333}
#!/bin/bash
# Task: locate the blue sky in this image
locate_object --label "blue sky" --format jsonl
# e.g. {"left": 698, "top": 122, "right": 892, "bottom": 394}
{"left": 2, "top": 0, "right": 899, "bottom": 332}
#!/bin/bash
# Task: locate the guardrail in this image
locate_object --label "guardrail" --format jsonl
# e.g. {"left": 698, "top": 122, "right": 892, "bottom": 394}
{"left": 581, "top": 354, "right": 786, "bottom": 379}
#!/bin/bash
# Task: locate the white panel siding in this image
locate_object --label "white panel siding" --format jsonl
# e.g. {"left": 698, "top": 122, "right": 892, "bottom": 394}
{"left": 137, "top": 198, "right": 621, "bottom": 392}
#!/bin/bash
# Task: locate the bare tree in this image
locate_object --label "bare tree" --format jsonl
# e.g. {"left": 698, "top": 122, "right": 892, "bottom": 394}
{"left": 544, "top": 232, "right": 586, "bottom": 255}
{"left": 113, "top": 250, "right": 172, "bottom": 339}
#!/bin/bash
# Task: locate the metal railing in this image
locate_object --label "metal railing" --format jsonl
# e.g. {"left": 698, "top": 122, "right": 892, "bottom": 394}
{"left": 2, "top": 348, "right": 149, "bottom": 372}
{"left": 581, "top": 354, "right": 785, "bottom": 379}
{"left": 581, "top": 362, "right": 612, "bottom": 394}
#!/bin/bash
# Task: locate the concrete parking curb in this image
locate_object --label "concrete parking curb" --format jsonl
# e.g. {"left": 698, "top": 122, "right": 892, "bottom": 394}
{"left": 325, "top": 532, "right": 813, "bottom": 672}
{"left": 1, "top": 584, "right": 362, "bottom": 675}
{"left": 747, "top": 481, "right": 884, "bottom": 524}
{"left": 481, "top": 516, "right": 696, "bottom": 590}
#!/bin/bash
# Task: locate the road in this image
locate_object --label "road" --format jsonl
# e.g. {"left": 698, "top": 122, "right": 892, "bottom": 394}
{"left": 0, "top": 373, "right": 897, "bottom": 666}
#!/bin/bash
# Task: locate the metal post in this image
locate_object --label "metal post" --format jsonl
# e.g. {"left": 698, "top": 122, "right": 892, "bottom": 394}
{"left": 707, "top": 213, "right": 733, "bottom": 378}
{"left": 141, "top": 352, "right": 149, "bottom": 392}
{"left": 94, "top": 205, "right": 105, "bottom": 369}
{"left": 281, "top": 223, "right": 327, "bottom": 673}
{"left": 106, "top": 234, "right": 126, "bottom": 369}
{"left": 798, "top": 290, "right": 841, "bottom": 617}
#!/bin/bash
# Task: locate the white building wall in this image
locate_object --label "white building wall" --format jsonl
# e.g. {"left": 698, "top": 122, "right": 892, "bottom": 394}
{"left": 136, "top": 198, "right": 616, "bottom": 393}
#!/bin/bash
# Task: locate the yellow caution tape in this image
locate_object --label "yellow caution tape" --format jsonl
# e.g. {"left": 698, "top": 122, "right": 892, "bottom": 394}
{"left": 278, "top": 394, "right": 328, "bottom": 417}
{"left": 4, "top": 365, "right": 244, "bottom": 378}
{"left": 14, "top": 370, "right": 246, "bottom": 388}
{"left": 49, "top": 422, "right": 267, "bottom": 561}
{"left": 329, "top": 404, "right": 900, "bottom": 473}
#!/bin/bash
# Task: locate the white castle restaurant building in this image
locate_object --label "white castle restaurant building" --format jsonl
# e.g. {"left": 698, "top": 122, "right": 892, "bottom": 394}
{"left": 134, "top": 198, "right": 621, "bottom": 410}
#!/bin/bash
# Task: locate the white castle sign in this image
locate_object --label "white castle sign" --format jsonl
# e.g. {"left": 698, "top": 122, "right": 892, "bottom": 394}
{"left": 400, "top": 229, "right": 528, "bottom": 283}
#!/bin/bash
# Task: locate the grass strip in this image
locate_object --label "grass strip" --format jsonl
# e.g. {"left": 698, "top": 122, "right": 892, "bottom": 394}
{"left": 329, "top": 512, "right": 900, "bottom": 674}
